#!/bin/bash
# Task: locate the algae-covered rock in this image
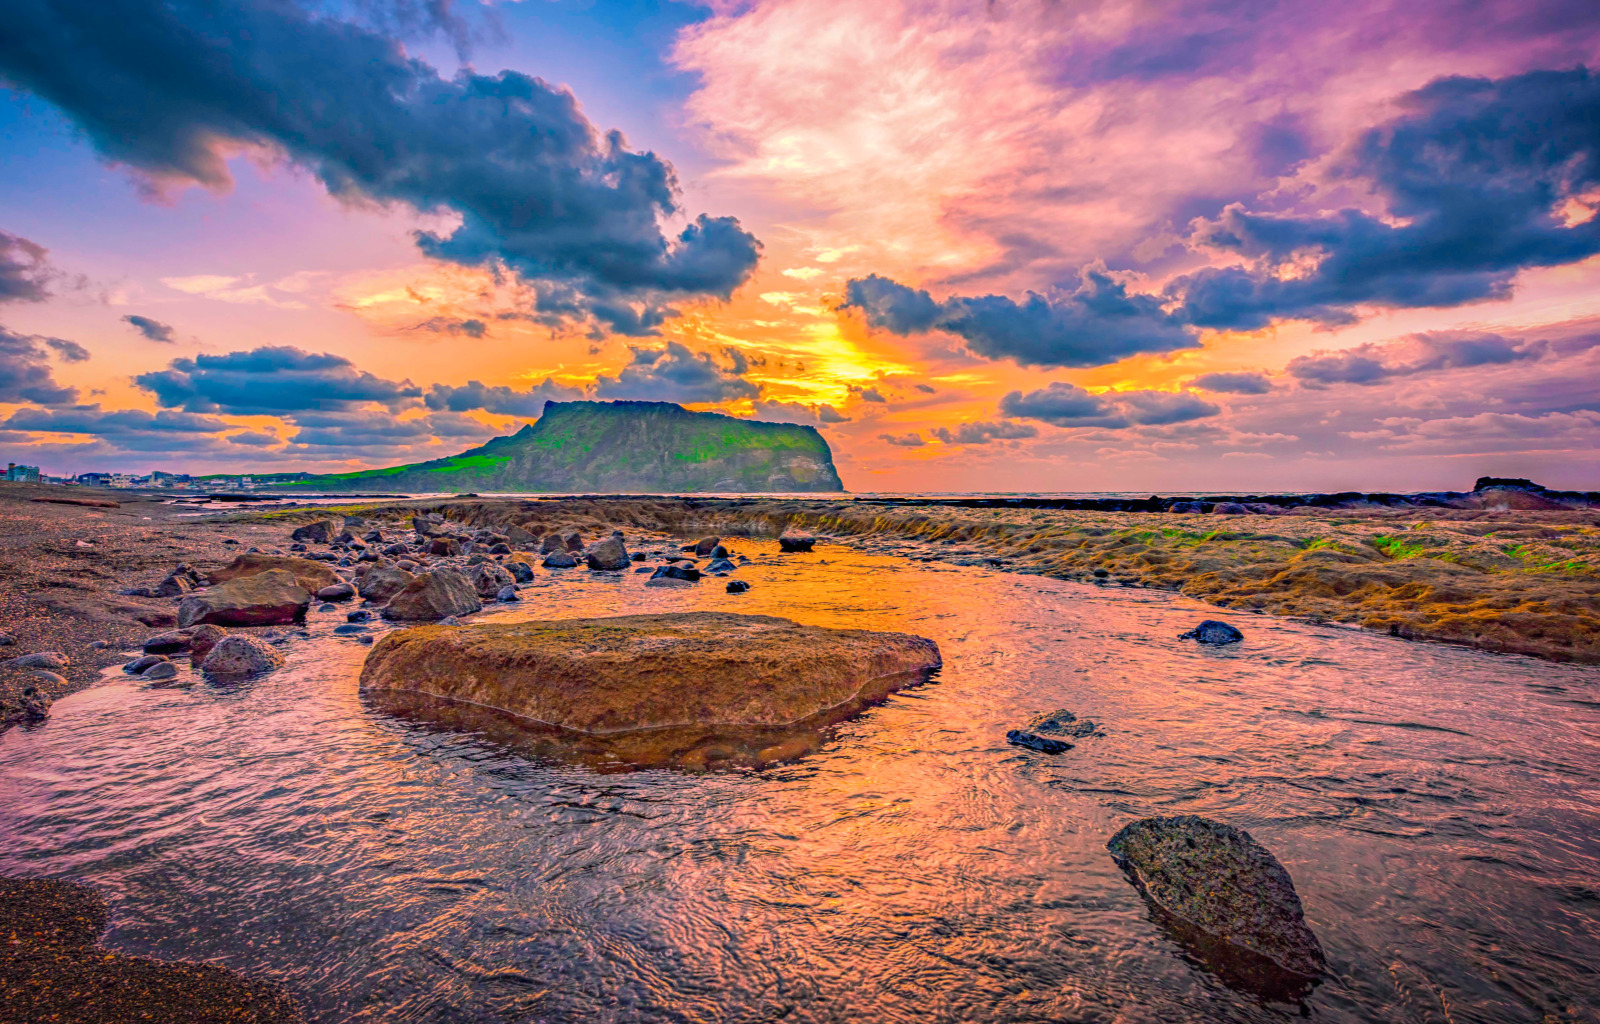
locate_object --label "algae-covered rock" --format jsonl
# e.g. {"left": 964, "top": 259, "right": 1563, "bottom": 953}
{"left": 359, "top": 612, "right": 941, "bottom": 767}
{"left": 1107, "top": 815, "right": 1325, "bottom": 992}
{"left": 177, "top": 570, "right": 311, "bottom": 628}
{"left": 206, "top": 553, "right": 337, "bottom": 594}
{"left": 381, "top": 568, "right": 482, "bottom": 621}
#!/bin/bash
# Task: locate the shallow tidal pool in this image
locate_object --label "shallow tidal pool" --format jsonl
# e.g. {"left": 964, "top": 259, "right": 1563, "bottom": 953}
{"left": 3, "top": 539, "right": 1598, "bottom": 1023}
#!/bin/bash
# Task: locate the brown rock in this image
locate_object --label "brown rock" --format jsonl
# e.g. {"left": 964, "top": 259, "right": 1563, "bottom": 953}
{"left": 290, "top": 519, "right": 337, "bottom": 544}
{"left": 430, "top": 537, "right": 462, "bottom": 557}
{"left": 177, "top": 570, "right": 311, "bottom": 628}
{"left": 359, "top": 612, "right": 941, "bottom": 767}
{"left": 692, "top": 536, "right": 721, "bottom": 557}
{"left": 380, "top": 567, "right": 482, "bottom": 621}
{"left": 186, "top": 624, "right": 227, "bottom": 662}
{"left": 206, "top": 553, "right": 337, "bottom": 594}
{"left": 585, "top": 535, "right": 630, "bottom": 570}
{"left": 201, "top": 636, "right": 286, "bottom": 679}
{"left": 468, "top": 561, "right": 514, "bottom": 598}
{"left": 778, "top": 530, "right": 816, "bottom": 552}
{"left": 504, "top": 523, "right": 539, "bottom": 546}
{"left": 358, "top": 564, "right": 415, "bottom": 603}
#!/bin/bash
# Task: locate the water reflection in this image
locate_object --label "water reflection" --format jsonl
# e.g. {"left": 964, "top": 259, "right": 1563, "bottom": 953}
{"left": 1, "top": 539, "right": 1598, "bottom": 1022}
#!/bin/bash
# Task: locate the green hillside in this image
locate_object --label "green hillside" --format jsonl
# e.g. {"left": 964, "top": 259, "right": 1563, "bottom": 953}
{"left": 275, "top": 400, "right": 845, "bottom": 493}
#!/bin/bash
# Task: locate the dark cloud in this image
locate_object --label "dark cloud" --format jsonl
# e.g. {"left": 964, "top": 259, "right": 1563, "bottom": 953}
{"left": 0, "top": 0, "right": 761, "bottom": 330}
{"left": 424, "top": 378, "right": 583, "bottom": 416}
{"left": 410, "top": 316, "right": 487, "bottom": 339}
{"left": 842, "top": 267, "right": 1198, "bottom": 369}
{"left": 1190, "top": 371, "right": 1272, "bottom": 394}
{"left": 818, "top": 404, "right": 850, "bottom": 424}
{"left": 879, "top": 432, "right": 927, "bottom": 447}
{"left": 122, "top": 314, "right": 176, "bottom": 342}
{"left": 1, "top": 404, "right": 238, "bottom": 451}
{"left": 0, "top": 327, "right": 80, "bottom": 405}
{"left": 592, "top": 342, "right": 760, "bottom": 403}
{"left": 1287, "top": 331, "right": 1539, "bottom": 387}
{"left": 1174, "top": 68, "right": 1600, "bottom": 329}
{"left": 1000, "top": 382, "right": 1219, "bottom": 428}
{"left": 0, "top": 230, "right": 58, "bottom": 303}
{"left": 135, "top": 346, "right": 422, "bottom": 414}
{"left": 3, "top": 405, "right": 228, "bottom": 435}
{"left": 913, "top": 383, "right": 937, "bottom": 394}
{"left": 931, "top": 420, "right": 1040, "bottom": 444}
{"left": 44, "top": 337, "right": 89, "bottom": 362}
{"left": 849, "top": 384, "right": 887, "bottom": 403}
{"left": 226, "top": 430, "right": 280, "bottom": 447}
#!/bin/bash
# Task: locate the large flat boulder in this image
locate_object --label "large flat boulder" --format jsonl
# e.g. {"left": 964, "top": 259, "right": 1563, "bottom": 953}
{"left": 359, "top": 612, "right": 941, "bottom": 768}
{"left": 206, "top": 553, "right": 337, "bottom": 594}
{"left": 1107, "top": 815, "right": 1326, "bottom": 996}
{"left": 380, "top": 567, "right": 482, "bottom": 621}
{"left": 177, "top": 569, "right": 311, "bottom": 628}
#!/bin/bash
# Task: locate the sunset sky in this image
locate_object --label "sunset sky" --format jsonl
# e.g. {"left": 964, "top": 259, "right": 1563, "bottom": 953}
{"left": 2, "top": 0, "right": 1599, "bottom": 492}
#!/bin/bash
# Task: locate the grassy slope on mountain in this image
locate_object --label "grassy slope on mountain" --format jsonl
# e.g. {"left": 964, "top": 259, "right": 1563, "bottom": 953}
{"left": 281, "top": 401, "right": 844, "bottom": 493}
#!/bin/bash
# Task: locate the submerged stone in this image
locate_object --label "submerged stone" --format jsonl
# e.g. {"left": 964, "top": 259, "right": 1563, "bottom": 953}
{"left": 1180, "top": 620, "right": 1245, "bottom": 645}
{"left": 1107, "top": 815, "right": 1326, "bottom": 996}
{"left": 359, "top": 612, "right": 942, "bottom": 769}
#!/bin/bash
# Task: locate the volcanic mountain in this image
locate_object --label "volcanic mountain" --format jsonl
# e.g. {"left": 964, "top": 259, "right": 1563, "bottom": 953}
{"left": 280, "top": 400, "right": 846, "bottom": 494}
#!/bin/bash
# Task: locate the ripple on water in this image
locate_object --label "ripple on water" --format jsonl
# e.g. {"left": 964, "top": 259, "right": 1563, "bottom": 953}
{"left": 2, "top": 539, "right": 1599, "bottom": 1023}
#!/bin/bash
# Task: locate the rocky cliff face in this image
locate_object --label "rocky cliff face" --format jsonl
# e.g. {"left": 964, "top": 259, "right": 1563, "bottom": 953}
{"left": 286, "top": 400, "right": 846, "bottom": 493}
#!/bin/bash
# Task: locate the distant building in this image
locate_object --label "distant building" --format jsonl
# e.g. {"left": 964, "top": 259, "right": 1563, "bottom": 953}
{"left": 5, "top": 463, "right": 41, "bottom": 482}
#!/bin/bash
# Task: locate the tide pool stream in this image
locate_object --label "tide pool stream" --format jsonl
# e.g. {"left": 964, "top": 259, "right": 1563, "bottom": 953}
{"left": 2, "top": 540, "right": 1598, "bottom": 1023}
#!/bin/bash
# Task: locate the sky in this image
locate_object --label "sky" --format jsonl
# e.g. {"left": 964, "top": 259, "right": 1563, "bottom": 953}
{"left": 1, "top": 0, "right": 1599, "bottom": 493}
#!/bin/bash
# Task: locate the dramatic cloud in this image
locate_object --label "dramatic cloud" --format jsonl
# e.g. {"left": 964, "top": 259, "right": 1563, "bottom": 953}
{"left": 593, "top": 342, "right": 760, "bottom": 403}
{"left": 0, "top": 231, "right": 57, "bottom": 303}
{"left": 1001, "top": 382, "right": 1219, "bottom": 429}
{"left": 1287, "top": 331, "right": 1540, "bottom": 387}
{"left": 0, "top": 327, "right": 80, "bottom": 405}
{"left": 425, "top": 378, "right": 584, "bottom": 417}
{"left": 931, "top": 420, "right": 1039, "bottom": 445}
{"left": 1174, "top": 68, "right": 1600, "bottom": 329}
{"left": 122, "top": 314, "right": 176, "bottom": 342}
{"left": 849, "top": 384, "right": 887, "bottom": 403}
{"left": 879, "top": 432, "right": 926, "bottom": 447}
{"left": 842, "top": 268, "right": 1197, "bottom": 369}
{"left": 411, "top": 317, "right": 487, "bottom": 339}
{"left": 1190, "top": 371, "right": 1272, "bottom": 394}
{"left": 1, "top": 0, "right": 761, "bottom": 331}
{"left": 135, "top": 347, "right": 422, "bottom": 414}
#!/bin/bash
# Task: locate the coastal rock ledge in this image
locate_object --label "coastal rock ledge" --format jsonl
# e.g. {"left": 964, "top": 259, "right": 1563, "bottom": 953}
{"left": 358, "top": 612, "right": 942, "bottom": 768}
